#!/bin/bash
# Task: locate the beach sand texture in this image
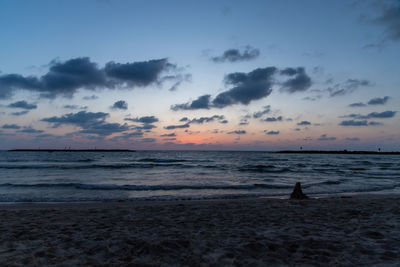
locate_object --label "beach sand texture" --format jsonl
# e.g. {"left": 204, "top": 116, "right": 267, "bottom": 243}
{"left": 0, "top": 196, "right": 399, "bottom": 266}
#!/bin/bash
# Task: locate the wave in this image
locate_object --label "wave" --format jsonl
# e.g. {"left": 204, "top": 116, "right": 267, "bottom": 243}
{"left": 238, "top": 164, "right": 292, "bottom": 173}
{"left": 0, "top": 183, "right": 292, "bottom": 191}
{"left": 0, "top": 162, "right": 188, "bottom": 169}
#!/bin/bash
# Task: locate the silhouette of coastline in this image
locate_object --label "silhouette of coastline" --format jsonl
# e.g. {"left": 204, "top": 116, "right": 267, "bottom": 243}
{"left": 8, "top": 149, "right": 135, "bottom": 152}
{"left": 277, "top": 150, "right": 399, "bottom": 155}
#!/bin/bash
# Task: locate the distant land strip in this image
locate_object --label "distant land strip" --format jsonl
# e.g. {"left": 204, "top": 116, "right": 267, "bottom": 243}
{"left": 277, "top": 150, "right": 400, "bottom": 155}
{"left": 8, "top": 149, "right": 135, "bottom": 152}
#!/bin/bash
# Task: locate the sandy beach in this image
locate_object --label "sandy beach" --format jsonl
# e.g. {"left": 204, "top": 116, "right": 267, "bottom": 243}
{"left": 1, "top": 195, "right": 399, "bottom": 266}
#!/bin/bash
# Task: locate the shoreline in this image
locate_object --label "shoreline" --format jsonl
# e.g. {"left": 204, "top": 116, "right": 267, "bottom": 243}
{"left": 1, "top": 194, "right": 399, "bottom": 265}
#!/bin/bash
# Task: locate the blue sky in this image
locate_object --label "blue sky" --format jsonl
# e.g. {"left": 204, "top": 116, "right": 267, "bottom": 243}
{"left": 0, "top": 0, "right": 399, "bottom": 150}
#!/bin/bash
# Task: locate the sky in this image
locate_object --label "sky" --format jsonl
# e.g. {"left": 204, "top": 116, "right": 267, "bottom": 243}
{"left": 0, "top": 0, "right": 399, "bottom": 151}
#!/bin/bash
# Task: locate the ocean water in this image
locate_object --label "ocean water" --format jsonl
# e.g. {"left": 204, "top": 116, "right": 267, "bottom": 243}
{"left": 0, "top": 151, "right": 399, "bottom": 202}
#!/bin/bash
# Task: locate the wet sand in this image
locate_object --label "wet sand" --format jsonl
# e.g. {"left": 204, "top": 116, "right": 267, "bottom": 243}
{"left": 0, "top": 195, "right": 399, "bottom": 266}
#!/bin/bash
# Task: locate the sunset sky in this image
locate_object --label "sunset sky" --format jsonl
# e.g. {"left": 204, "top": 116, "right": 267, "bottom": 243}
{"left": 0, "top": 0, "right": 399, "bottom": 150}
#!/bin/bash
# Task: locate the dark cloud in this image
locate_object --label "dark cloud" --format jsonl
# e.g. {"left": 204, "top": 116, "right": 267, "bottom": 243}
{"left": 280, "top": 67, "right": 312, "bottom": 93}
{"left": 349, "top": 96, "right": 390, "bottom": 107}
{"left": 264, "top": 130, "right": 279, "bottom": 135}
{"left": 297, "top": 120, "right": 311, "bottom": 126}
{"left": 121, "top": 131, "right": 144, "bottom": 138}
{"left": 125, "top": 116, "right": 159, "bottom": 124}
{"left": 179, "top": 117, "right": 188, "bottom": 122}
{"left": 348, "top": 102, "right": 367, "bottom": 107}
{"left": 368, "top": 121, "right": 383, "bottom": 126}
{"left": 328, "top": 79, "right": 371, "bottom": 97}
{"left": 111, "top": 100, "right": 128, "bottom": 110}
{"left": 42, "top": 111, "right": 108, "bottom": 127}
{"left": 220, "top": 120, "right": 228, "bottom": 124}
{"left": 239, "top": 119, "right": 249, "bottom": 126}
{"left": 253, "top": 105, "right": 271, "bottom": 118}
{"left": 318, "top": 134, "right": 336, "bottom": 141}
{"left": 63, "top": 105, "right": 79, "bottom": 109}
{"left": 172, "top": 66, "right": 312, "bottom": 110}
{"left": 17, "top": 126, "right": 44, "bottom": 134}
{"left": 342, "top": 110, "right": 396, "bottom": 119}
{"left": 161, "top": 73, "right": 192, "bottom": 91}
{"left": 227, "top": 130, "right": 246, "bottom": 135}
{"left": 141, "top": 138, "right": 156, "bottom": 143}
{"left": 214, "top": 67, "right": 277, "bottom": 108}
{"left": 160, "top": 133, "right": 176, "bottom": 137}
{"left": 7, "top": 100, "right": 37, "bottom": 110}
{"left": 303, "top": 95, "right": 322, "bottom": 101}
{"left": 0, "top": 57, "right": 179, "bottom": 99}
{"left": 41, "top": 111, "right": 129, "bottom": 136}
{"left": 10, "top": 110, "right": 29, "bottom": 116}
{"left": 164, "top": 123, "right": 190, "bottom": 130}
{"left": 2, "top": 124, "right": 20, "bottom": 129}
{"left": 79, "top": 122, "right": 130, "bottom": 136}
{"left": 104, "top": 58, "right": 173, "bottom": 87}
{"left": 264, "top": 116, "right": 283, "bottom": 122}
{"left": 339, "top": 120, "right": 382, "bottom": 126}
{"left": 346, "top": 137, "right": 360, "bottom": 141}
{"left": 83, "top": 95, "right": 99, "bottom": 100}
{"left": 211, "top": 46, "right": 260, "bottom": 63}
{"left": 188, "top": 115, "right": 225, "bottom": 124}
{"left": 368, "top": 96, "right": 390, "bottom": 105}
{"left": 369, "top": 0, "right": 400, "bottom": 43}
{"left": 171, "top": 95, "right": 211, "bottom": 111}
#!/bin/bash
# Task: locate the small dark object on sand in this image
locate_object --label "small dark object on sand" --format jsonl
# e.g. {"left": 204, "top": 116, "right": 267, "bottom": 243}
{"left": 290, "top": 182, "right": 308, "bottom": 199}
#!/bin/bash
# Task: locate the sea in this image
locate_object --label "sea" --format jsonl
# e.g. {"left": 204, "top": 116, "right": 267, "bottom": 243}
{"left": 0, "top": 150, "right": 399, "bottom": 202}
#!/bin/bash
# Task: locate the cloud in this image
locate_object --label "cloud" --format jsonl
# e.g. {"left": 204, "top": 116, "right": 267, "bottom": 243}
{"left": 349, "top": 96, "right": 390, "bottom": 107}
{"left": 83, "top": 95, "right": 98, "bottom": 100}
{"left": 0, "top": 57, "right": 179, "bottom": 99}
{"left": 342, "top": 110, "right": 396, "bottom": 119}
{"left": 125, "top": 116, "right": 159, "bottom": 124}
{"left": 17, "top": 126, "right": 44, "bottom": 134}
{"left": 161, "top": 73, "right": 192, "bottom": 91}
{"left": 328, "top": 79, "right": 371, "bottom": 97}
{"left": 297, "top": 121, "right": 311, "bottom": 126}
{"left": 364, "top": 0, "right": 400, "bottom": 44}
{"left": 111, "top": 100, "right": 128, "bottom": 110}
{"left": 318, "top": 134, "right": 336, "bottom": 141}
{"left": 264, "top": 130, "right": 279, "bottom": 135}
{"left": 41, "top": 110, "right": 130, "bottom": 136}
{"left": 160, "top": 133, "right": 176, "bottom": 137}
{"left": 164, "top": 123, "right": 190, "bottom": 130}
{"left": 339, "top": 120, "right": 382, "bottom": 126}
{"left": 253, "top": 105, "right": 271, "bottom": 118}
{"left": 10, "top": 110, "right": 29, "bottom": 116}
{"left": 179, "top": 117, "right": 188, "bottom": 122}
{"left": 171, "top": 95, "right": 211, "bottom": 111}
{"left": 104, "top": 58, "right": 173, "bottom": 87}
{"left": 280, "top": 67, "right": 312, "bottom": 93}
{"left": 79, "top": 122, "right": 130, "bottom": 136}
{"left": 120, "top": 131, "right": 144, "bottom": 139}
{"left": 368, "top": 96, "right": 390, "bottom": 105}
{"left": 42, "top": 111, "right": 108, "bottom": 127}
{"left": 63, "top": 105, "right": 79, "bottom": 109}
{"left": 348, "top": 102, "right": 367, "bottom": 107}
{"left": 172, "top": 66, "right": 312, "bottom": 110}
{"left": 188, "top": 115, "right": 225, "bottom": 124}
{"left": 346, "top": 137, "right": 360, "bottom": 141}
{"left": 2, "top": 124, "right": 20, "bottom": 129}
{"left": 7, "top": 100, "right": 37, "bottom": 110}
{"left": 227, "top": 130, "right": 246, "bottom": 135}
{"left": 214, "top": 67, "right": 277, "bottom": 108}
{"left": 141, "top": 138, "right": 156, "bottom": 143}
{"left": 263, "top": 116, "right": 283, "bottom": 122}
{"left": 211, "top": 46, "right": 260, "bottom": 63}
